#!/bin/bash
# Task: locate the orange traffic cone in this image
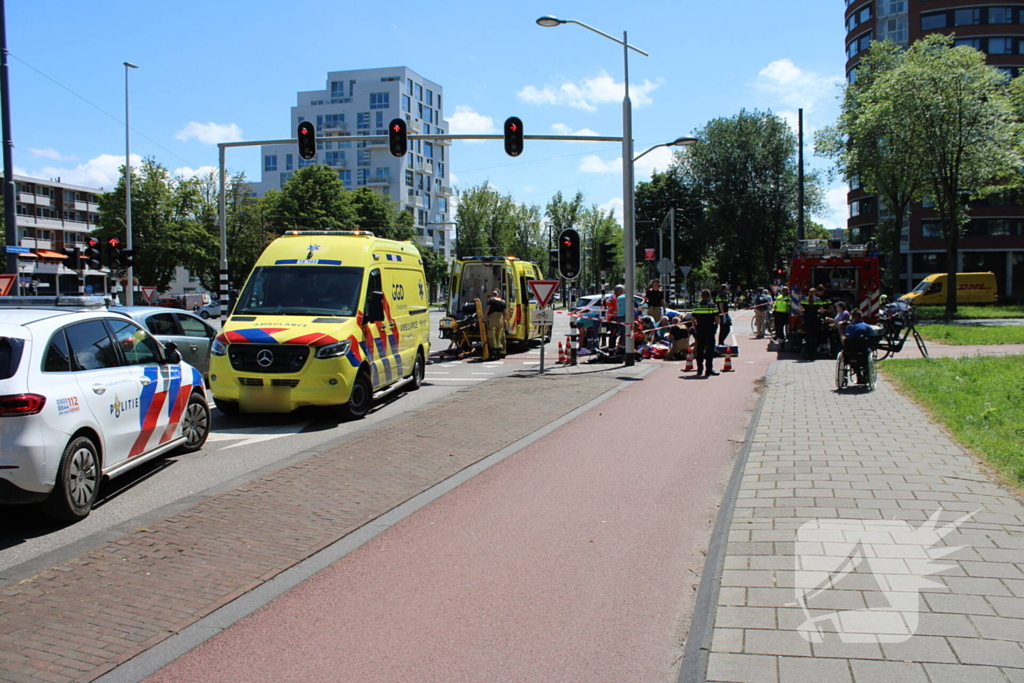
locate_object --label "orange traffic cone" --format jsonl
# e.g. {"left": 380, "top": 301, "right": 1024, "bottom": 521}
{"left": 684, "top": 347, "right": 694, "bottom": 372}
{"left": 557, "top": 341, "right": 566, "bottom": 364}
{"left": 722, "top": 354, "right": 734, "bottom": 372}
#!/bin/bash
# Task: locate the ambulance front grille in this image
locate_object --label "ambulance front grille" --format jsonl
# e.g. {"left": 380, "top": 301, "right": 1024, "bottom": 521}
{"left": 238, "top": 377, "right": 263, "bottom": 386}
{"left": 272, "top": 379, "right": 300, "bottom": 387}
{"left": 229, "top": 344, "right": 310, "bottom": 374}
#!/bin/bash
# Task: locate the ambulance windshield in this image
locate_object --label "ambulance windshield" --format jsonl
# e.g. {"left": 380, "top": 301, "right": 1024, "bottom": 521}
{"left": 452, "top": 263, "right": 504, "bottom": 315}
{"left": 235, "top": 265, "right": 364, "bottom": 316}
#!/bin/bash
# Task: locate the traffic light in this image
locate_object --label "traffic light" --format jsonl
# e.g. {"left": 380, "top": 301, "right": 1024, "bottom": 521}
{"left": 84, "top": 237, "right": 102, "bottom": 270}
{"left": 107, "top": 238, "right": 124, "bottom": 269}
{"left": 388, "top": 118, "right": 408, "bottom": 158}
{"left": 121, "top": 248, "right": 135, "bottom": 269}
{"left": 503, "top": 116, "right": 524, "bottom": 157}
{"left": 62, "top": 246, "right": 82, "bottom": 271}
{"left": 557, "top": 228, "right": 581, "bottom": 280}
{"left": 297, "top": 121, "right": 316, "bottom": 160}
{"left": 548, "top": 249, "right": 558, "bottom": 277}
{"left": 600, "top": 242, "right": 616, "bottom": 271}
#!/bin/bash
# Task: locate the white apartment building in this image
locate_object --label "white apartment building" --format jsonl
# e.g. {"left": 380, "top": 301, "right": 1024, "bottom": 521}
{"left": 8, "top": 175, "right": 108, "bottom": 295}
{"left": 251, "top": 66, "right": 453, "bottom": 259}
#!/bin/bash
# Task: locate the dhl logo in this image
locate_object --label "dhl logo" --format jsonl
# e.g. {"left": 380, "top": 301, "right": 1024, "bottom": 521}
{"left": 957, "top": 283, "right": 991, "bottom": 290}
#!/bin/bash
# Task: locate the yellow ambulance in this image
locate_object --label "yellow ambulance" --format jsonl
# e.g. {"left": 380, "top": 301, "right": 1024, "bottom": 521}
{"left": 900, "top": 272, "right": 998, "bottom": 306}
{"left": 441, "top": 256, "right": 551, "bottom": 352}
{"left": 209, "top": 231, "right": 431, "bottom": 418}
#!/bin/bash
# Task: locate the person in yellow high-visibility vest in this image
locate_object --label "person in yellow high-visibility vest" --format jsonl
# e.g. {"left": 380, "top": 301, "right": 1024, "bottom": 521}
{"left": 772, "top": 286, "right": 791, "bottom": 344}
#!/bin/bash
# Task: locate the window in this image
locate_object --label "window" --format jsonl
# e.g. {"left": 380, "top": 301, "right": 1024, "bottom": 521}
{"left": 109, "top": 320, "right": 161, "bottom": 365}
{"left": 954, "top": 8, "right": 981, "bottom": 26}
{"left": 357, "top": 112, "right": 370, "bottom": 130}
{"left": 286, "top": 154, "right": 293, "bottom": 171}
{"left": 375, "top": 168, "right": 391, "bottom": 182}
{"left": 331, "top": 81, "right": 344, "bottom": 98}
{"left": 145, "top": 313, "right": 179, "bottom": 336}
{"left": 280, "top": 173, "right": 293, "bottom": 188}
{"left": 424, "top": 194, "right": 431, "bottom": 210}
{"left": 264, "top": 155, "right": 278, "bottom": 172}
{"left": 955, "top": 38, "right": 983, "bottom": 50}
{"left": 876, "top": 0, "right": 906, "bottom": 18}
{"left": 407, "top": 79, "right": 413, "bottom": 96}
{"left": 850, "top": 201, "right": 860, "bottom": 218}
{"left": 850, "top": 175, "right": 861, "bottom": 191}
{"left": 402, "top": 94, "right": 411, "bottom": 112}
{"left": 298, "top": 156, "right": 317, "bottom": 168}
{"left": 405, "top": 170, "right": 414, "bottom": 187}
{"left": 316, "top": 115, "right": 323, "bottom": 132}
{"left": 43, "top": 329, "right": 72, "bottom": 373}
{"left": 415, "top": 83, "right": 423, "bottom": 100}
{"left": 325, "top": 151, "right": 345, "bottom": 167}
{"left": 370, "top": 92, "right": 389, "bottom": 109}
{"left": 357, "top": 168, "right": 370, "bottom": 185}
{"left": 989, "top": 7, "right": 1016, "bottom": 24}
{"left": 921, "top": 220, "right": 943, "bottom": 238}
{"left": 350, "top": 80, "right": 356, "bottom": 96}
{"left": 357, "top": 150, "right": 370, "bottom": 167}
{"left": 423, "top": 142, "right": 433, "bottom": 159}
{"left": 877, "top": 16, "right": 907, "bottom": 44}
{"left": 438, "top": 162, "right": 444, "bottom": 179}
{"left": 177, "top": 314, "right": 213, "bottom": 339}
{"left": 339, "top": 170, "right": 351, "bottom": 186}
{"left": 324, "top": 113, "right": 344, "bottom": 130}
{"left": 989, "top": 37, "right": 1015, "bottom": 54}
{"left": 65, "top": 320, "right": 119, "bottom": 370}
{"left": 437, "top": 95, "right": 441, "bottom": 113}
{"left": 426, "top": 89, "right": 433, "bottom": 106}
{"left": 439, "top": 197, "right": 448, "bottom": 213}
{"left": 921, "top": 12, "right": 947, "bottom": 30}
{"left": 847, "top": 31, "right": 873, "bottom": 59}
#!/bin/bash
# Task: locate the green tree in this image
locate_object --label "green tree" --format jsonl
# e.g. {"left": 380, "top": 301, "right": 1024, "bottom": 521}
{"left": 635, "top": 163, "right": 707, "bottom": 293}
{"left": 274, "top": 165, "right": 357, "bottom": 231}
{"left": 863, "top": 34, "right": 1020, "bottom": 316}
{"left": 419, "top": 245, "right": 448, "bottom": 303}
{"left": 453, "top": 182, "right": 521, "bottom": 257}
{"left": 817, "top": 40, "right": 925, "bottom": 297}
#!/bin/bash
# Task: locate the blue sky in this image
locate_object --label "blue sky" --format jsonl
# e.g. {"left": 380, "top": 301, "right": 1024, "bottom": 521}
{"left": 9, "top": 0, "right": 849, "bottom": 230}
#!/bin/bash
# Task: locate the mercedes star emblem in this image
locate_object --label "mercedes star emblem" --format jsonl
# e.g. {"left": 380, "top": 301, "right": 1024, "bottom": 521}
{"left": 256, "top": 349, "right": 274, "bottom": 367}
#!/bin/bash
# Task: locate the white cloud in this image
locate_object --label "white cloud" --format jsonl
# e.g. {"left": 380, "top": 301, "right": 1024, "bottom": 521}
{"left": 30, "top": 147, "right": 75, "bottom": 162}
{"left": 635, "top": 146, "right": 676, "bottom": 177}
{"left": 174, "top": 165, "right": 218, "bottom": 180}
{"left": 518, "top": 70, "right": 661, "bottom": 112}
{"left": 175, "top": 121, "right": 244, "bottom": 145}
{"left": 24, "top": 153, "right": 141, "bottom": 190}
{"left": 597, "top": 197, "right": 624, "bottom": 223}
{"left": 447, "top": 106, "right": 496, "bottom": 143}
{"left": 551, "top": 122, "right": 600, "bottom": 137}
{"left": 580, "top": 154, "right": 621, "bottom": 174}
{"left": 449, "top": 171, "right": 460, "bottom": 186}
{"left": 752, "top": 59, "right": 843, "bottom": 115}
{"left": 823, "top": 186, "right": 849, "bottom": 231}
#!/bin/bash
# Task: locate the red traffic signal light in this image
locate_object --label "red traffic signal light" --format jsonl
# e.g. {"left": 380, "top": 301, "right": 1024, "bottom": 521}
{"left": 388, "top": 118, "right": 408, "bottom": 158}
{"left": 557, "top": 228, "right": 580, "bottom": 280}
{"left": 504, "top": 116, "right": 524, "bottom": 157}
{"left": 297, "top": 121, "right": 316, "bottom": 160}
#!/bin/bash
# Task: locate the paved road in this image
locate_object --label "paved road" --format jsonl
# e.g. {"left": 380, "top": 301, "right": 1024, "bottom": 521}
{"left": 0, "top": 310, "right": 575, "bottom": 582}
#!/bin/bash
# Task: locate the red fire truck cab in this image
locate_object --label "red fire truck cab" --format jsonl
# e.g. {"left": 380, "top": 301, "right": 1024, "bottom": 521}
{"left": 786, "top": 240, "right": 882, "bottom": 350}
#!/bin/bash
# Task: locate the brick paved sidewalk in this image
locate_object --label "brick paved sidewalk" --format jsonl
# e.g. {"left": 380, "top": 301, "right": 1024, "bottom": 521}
{"left": 0, "top": 364, "right": 642, "bottom": 683}
{"left": 705, "top": 358, "right": 1024, "bottom": 683}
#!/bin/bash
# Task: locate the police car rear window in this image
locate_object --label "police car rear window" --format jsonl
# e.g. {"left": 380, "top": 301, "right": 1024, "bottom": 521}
{"left": 0, "top": 337, "right": 25, "bottom": 380}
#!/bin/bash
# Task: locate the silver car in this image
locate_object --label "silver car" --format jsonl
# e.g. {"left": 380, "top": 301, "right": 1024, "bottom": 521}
{"left": 113, "top": 307, "right": 216, "bottom": 379}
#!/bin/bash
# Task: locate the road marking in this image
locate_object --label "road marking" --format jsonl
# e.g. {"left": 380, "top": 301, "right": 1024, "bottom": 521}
{"left": 471, "top": 372, "right": 495, "bottom": 375}
{"left": 206, "top": 422, "right": 310, "bottom": 450}
{"left": 426, "top": 378, "right": 486, "bottom": 381}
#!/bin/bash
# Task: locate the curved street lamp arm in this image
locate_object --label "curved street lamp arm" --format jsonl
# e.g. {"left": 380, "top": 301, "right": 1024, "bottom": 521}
{"left": 563, "top": 19, "right": 648, "bottom": 56}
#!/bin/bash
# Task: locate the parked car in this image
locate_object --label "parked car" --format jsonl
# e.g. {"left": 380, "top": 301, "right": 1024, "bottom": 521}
{"left": 155, "top": 297, "right": 185, "bottom": 310}
{"left": 112, "top": 307, "right": 217, "bottom": 379}
{"left": 196, "top": 302, "right": 223, "bottom": 319}
{"left": 0, "top": 295, "right": 210, "bottom": 521}
{"left": 572, "top": 294, "right": 683, "bottom": 321}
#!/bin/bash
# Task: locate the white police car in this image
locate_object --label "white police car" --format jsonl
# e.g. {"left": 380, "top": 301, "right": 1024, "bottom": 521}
{"left": 0, "top": 296, "right": 211, "bottom": 522}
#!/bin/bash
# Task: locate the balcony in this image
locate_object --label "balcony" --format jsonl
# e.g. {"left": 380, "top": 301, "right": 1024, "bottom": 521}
{"left": 408, "top": 119, "right": 423, "bottom": 134}
{"left": 437, "top": 185, "right": 453, "bottom": 197}
{"left": 406, "top": 195, "right": 424, "bottom": 209}
{"left": 323, "top": 158, "right": 348, "bottom": 169}
{"left": 414, "top": 159, "right": 434, "bottom": 175}
{"left": 366, "top": 177, "right": 392, "bottom": 187}
{"left": 74, "top": 200, "right": 89, "bottom": 211}
{"left": 323, "top": 120, "right": 349, "bottom": 133}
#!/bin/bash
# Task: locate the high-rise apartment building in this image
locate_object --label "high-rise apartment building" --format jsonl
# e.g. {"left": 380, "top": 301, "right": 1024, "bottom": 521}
{"left": 844, "top": 0, "right": 1024, "bottom": 300}
{"left": 251, "top": 67, "right": 453, "bottom": 259}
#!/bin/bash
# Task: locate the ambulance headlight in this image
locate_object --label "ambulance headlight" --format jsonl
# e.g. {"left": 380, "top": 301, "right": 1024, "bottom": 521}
{"left": 315, "top": 340, "right": 351, "bottom": 359}
{"left": 211, "top": 339, "right": 228, "bottom": 356}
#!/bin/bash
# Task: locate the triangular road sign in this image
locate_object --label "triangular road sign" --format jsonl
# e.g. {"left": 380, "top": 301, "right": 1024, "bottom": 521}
{"left": 141, "top": 286, "right": 158, "bottom": 303}
{"left": 0, "top": 274, "right": 16, "bottom": 296}
{"left": 528, "top": 280, "right": 560, "bottom": 308}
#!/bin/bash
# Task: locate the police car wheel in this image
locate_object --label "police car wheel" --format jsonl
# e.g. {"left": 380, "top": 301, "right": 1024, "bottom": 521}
{"left": 339, "top": 371, "right": 373, "bottom": 419}
{"left": 178, "top": 392, "right": 211, "bottom": 453}
{"left": 43, "top": 436, "right": 100, "bottom": 523}
{"left": 410, "top": 351, "right": 425, "bottom": 390}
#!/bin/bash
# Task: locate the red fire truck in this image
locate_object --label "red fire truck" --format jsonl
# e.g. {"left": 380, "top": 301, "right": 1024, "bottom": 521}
{"left": 785, "top": 240, "right": 882, "bottom": 351}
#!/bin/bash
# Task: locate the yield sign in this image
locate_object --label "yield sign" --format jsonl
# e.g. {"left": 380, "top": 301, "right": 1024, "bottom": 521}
{"left": 528, "top": 280, "right": 560, "bottom": 308}
{"left": 0, "top": 274, "right": 15, "bottom": 296}
{"left": 141, "top": 286, "right": 158, "bottom": 303}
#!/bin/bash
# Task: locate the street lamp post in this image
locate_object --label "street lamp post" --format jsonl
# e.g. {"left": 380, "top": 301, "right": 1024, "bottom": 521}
{"left": 537, "top": 15, "right": 647, "bottom": 365}
{"left": 123, "top": 61, "right": 138, "bottom": 305}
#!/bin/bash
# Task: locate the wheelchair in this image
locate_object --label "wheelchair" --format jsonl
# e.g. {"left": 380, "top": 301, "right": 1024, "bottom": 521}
{"left": 835, "top": 336, "right": 877, "bottom": 391}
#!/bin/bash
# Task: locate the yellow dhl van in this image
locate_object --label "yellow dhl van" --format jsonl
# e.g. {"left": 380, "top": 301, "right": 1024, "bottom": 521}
{"left": 209, "top": 231, "right": 431, "bottom": 418}
{"left": 440, "top": 256, "right": 552, "bottom": 351}
{"left": 900, "top": 272, "right": 998, "bottom": 306}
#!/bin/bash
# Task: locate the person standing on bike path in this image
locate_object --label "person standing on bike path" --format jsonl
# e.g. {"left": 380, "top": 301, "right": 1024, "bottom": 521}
{"left": 773, "top": 286, "right": 791, "bottom": 343}
{"left": 692, "top": 289, "right": 721, "bottom": 376}
{"left": 715, "top": 284, "right": 732, "bottom": 345}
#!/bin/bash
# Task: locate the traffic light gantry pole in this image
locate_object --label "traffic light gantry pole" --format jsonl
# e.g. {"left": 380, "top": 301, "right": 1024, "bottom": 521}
{"left": 215, "top": 133, "right": 623, "bottom": 315}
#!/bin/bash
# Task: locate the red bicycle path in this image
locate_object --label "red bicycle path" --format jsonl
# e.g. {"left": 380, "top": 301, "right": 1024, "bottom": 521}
{"left": 144, "top": 325, "right": 776, "bottom": 683}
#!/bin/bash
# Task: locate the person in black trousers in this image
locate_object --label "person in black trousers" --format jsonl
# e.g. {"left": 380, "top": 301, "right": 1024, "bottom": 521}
{"left": 691, "top": 289, "right": 721, "bottom": 376}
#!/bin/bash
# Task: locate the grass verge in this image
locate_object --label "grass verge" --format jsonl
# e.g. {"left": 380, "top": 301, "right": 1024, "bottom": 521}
{"left": 916, "top": 305, "right": 1024, "bottom": 320}
{"left": 880, "top": 355, "right": 1024, "bottom": 487}
{"left": 916, "top": 325, "right": 1024, "bottom": 346}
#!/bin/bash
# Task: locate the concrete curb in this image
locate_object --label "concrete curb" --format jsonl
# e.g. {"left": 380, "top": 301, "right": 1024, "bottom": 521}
{"left": 676, "top": 361, "right": 779, "bottom": 683}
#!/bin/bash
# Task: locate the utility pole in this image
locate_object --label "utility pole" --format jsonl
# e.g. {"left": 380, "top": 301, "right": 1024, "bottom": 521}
{"left": 1, "top": 0, "right": 20, "bottom": 294}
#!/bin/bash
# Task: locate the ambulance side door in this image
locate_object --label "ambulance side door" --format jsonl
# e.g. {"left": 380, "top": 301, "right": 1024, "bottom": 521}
{"left": 363, "top": 268, "right": 387, "bottom": 390}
